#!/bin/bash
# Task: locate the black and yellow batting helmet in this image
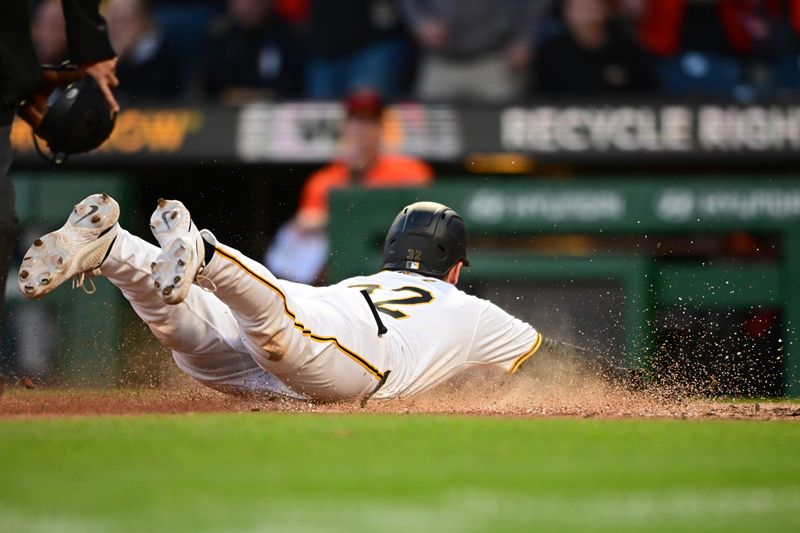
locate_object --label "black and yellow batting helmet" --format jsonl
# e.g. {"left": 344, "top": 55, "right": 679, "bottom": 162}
{"left": 381, "top": 201, "right": 470, "bottom": 277}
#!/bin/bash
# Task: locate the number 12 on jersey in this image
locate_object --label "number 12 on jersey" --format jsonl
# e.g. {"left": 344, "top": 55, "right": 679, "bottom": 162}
{"left": 350, "top": 284, "right": 434, "bottom": 319}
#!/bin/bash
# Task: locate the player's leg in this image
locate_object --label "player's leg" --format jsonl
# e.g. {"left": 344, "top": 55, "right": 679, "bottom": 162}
{"left": 16, "top": 192, "right": 247, "bottom": 360}
{"left": 18, "top": 194, "right": 222, "bottom": 351}
{"left": 102, "top": 226, "right": 245, "bottom": 357}
{"left": 16, "top": 194, "right": 300, "bottom": 398}
{"left": 97, "top": 228, "right": 303, "bottom": 398}
{"left": 147, "top": 200, "right": 387, "bottom": 401}
{"left": 200, "top": 235, "right": 388, "bottom": 400}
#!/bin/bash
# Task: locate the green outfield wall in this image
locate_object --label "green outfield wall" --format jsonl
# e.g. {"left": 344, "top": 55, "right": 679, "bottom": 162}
{"left": 4, "top": 175, "right": 798, "bottom": 395}
{"left": 329, "top": 179, "right": 800, "bottom": 396}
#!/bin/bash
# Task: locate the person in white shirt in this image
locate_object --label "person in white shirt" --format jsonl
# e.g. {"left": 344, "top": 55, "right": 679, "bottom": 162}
{"left": 18, "top": 194, "right": 642, "bottom": 401}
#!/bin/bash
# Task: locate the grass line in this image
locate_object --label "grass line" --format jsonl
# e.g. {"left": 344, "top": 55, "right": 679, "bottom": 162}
{"left": 1, "top": 414, "right": 798, "bottom": 532}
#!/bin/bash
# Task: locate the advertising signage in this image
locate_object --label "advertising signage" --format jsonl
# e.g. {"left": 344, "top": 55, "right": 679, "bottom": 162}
{"left": 10, "top": 101, "right": 800, "bottom": 166}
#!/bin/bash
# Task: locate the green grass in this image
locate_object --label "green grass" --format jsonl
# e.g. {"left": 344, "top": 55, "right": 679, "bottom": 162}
{"left": 0, "top": 414, "right": 798, "bottom": 532}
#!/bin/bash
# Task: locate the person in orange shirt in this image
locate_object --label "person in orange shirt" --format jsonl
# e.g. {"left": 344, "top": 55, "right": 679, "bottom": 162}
{"left": 297, "top": 90, "right": 433, "bottom": 224}
{"left": 266, "top": 89, "right": 434, "bottom": 284}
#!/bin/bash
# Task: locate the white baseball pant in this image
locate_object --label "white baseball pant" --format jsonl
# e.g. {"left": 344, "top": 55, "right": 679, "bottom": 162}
{"left": 102, "top": 230, "right": 389, "bottom": 401}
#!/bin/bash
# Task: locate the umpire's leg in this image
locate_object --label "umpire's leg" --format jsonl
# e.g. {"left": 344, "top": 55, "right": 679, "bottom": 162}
{"left": 0, "top": 125, "right": 19, "bottom": 372}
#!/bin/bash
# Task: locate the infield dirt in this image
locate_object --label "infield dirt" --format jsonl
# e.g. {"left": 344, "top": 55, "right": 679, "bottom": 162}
{"left": 1, "top": 358, "right": 798, "bottom": 420}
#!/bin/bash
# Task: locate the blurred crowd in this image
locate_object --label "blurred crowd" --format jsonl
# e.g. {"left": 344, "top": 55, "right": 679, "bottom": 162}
{"left": 27, "top": 0, "right": 800, "bottom": 106}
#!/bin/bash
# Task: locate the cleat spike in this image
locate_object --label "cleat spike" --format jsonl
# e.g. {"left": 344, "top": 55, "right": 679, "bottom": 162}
{"left": 18, "top": 193, "right": 120, "bottom": 299}
{"left": 149, "top": 199, "right": 204, "bottom": 304}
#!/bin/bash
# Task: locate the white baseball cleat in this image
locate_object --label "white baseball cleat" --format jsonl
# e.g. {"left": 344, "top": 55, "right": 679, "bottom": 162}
{"left": 18, "top": 193, "right": 120, "bottom": 299}
{"left": 149, "top": 198, "right": 206, "bottom": 305}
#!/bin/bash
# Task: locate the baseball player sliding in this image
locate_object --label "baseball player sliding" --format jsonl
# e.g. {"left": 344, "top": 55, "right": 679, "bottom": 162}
{"left": 18, "top": 194, "right": 642, "bottom": 402}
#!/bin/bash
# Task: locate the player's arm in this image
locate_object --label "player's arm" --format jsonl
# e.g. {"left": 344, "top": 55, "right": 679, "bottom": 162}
{"left": 529, "top": 336, "right": 647, "bottom": 390}
{"left": 469, "top": 300, "right": 645, "bottom": 390}
{"left": 467, "top": 300, "right": 543, "bottom": 371}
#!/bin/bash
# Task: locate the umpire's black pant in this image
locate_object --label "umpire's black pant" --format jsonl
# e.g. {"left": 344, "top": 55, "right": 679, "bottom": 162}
{"left": 0, "top": 125, "right": 18, "bottom": 357}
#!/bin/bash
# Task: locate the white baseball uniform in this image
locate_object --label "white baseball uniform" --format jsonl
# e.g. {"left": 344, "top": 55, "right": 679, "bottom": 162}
{"left": 101, "top": 229, "right": 542, "bottom": 401}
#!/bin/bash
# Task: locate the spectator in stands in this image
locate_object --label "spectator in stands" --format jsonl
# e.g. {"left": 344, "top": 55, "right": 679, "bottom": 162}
{"left": 399, "top": 0, "right": 549, "bottom": 103}
{"left": 716, "top": 0, "right": 800, "bottom": 94}
{"left": 634, "top": 0, "right": 799, "bottom": 95}
{"left": 535, "top": 0, "right": 658, "bottom": 97}
{"left": 639, "top": 0, "right": 749, "bottom": 58}
{"left": 305, "top": 0, "right": 410, "bottom": 100}
{"left": 266, "top": 89, "right": 433, "bottom": 284}
{"left": 31, "top": 0, "right": 68, "bottom": 64}
{"left": 197, "top": 0, "right": 303, "bottom": 102}
{"left": 274, "top": 0, "right": 309, "bottom": 25}
{"left": 107, "top": 0, "right": 185, "bottom": 102}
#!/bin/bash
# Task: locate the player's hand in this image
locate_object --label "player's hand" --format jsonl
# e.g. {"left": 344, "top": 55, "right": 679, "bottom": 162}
{"left": 78, "top": 58, "right": 120, "bottom": 113}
